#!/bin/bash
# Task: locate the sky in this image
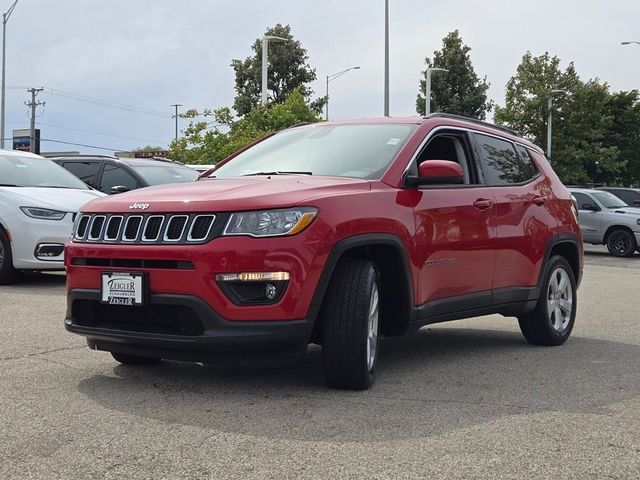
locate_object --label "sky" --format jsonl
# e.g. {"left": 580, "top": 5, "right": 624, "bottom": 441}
{"left": 3, "top": 0, "right": 639, "bottom": 155}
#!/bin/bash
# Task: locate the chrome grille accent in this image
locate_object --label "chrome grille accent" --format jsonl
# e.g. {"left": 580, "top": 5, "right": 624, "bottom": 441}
{"left": 123, "top": 216, "right": 143, "bottom": 242}
{"left": 104, "top": 216, "right": 123, "bottom": 241}
{"left": 76, "top": 215, "right": 91, "bottom": 239}
{"left": 142, "top": 216, "right": 164, "bottom": 242}
{"left": 163, "top": 215, "right": 188, "bottom": 242}
{"left": 88, "top": 216, "right": 106, "bottom": 240}
{"left": 188, "top": 215, "right": 215, "bottom": 241}
{"left": 73, "top": 213, "right": 220, "bottom": 245}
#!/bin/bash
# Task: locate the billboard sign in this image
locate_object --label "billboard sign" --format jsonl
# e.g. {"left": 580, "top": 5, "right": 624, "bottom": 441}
{"left": 13, "top": 129, "right": 40, "bottom": 154}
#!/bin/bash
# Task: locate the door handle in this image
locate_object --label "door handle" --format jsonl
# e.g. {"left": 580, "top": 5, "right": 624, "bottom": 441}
{"left": 473, "top": 199, "right": 493, "bottom": 211}
{"left": 532, "top": 195, "right": 547, "bottom": 206}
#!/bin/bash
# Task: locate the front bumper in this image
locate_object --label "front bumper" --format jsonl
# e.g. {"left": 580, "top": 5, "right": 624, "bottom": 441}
{"left": 65, "top": 289, "right": 318, "bottom": 364}
{"left": 9, "top": 214, "right": 74, "bottom": 270}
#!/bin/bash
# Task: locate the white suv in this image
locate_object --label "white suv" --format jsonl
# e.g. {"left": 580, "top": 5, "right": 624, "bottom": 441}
{"left": 569, "top": 187, "right": 640, "bottom": 257}
{"left": 0, "top": 150, "right": 105, "bottom": 283}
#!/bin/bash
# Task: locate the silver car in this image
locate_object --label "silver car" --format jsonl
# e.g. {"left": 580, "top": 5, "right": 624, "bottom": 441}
{"left": 569, "top": 188, "right": 640, "bottom": 257}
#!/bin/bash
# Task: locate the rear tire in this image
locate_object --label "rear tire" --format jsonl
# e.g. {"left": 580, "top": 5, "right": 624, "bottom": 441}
{"left": 518, "top": 255, "right": 577, "bottom": 346}
{"left": 111, "top": 352, "right": 161, "bottom": 365}
{"left": 321, "top": 258, "right": 381, "bottom": 390}
{"left": 606, "top": 229, "right": 636, "bottom": 257}
{"left": 0, "top": 228, "right": 17, "bottom": 285}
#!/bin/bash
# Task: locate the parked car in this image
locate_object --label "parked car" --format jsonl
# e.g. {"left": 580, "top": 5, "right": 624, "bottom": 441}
{"left": 598, "top": 187, "right": 640, "bottom": 207}
{"left": 0, "top": 149, "right": 105, "bottom": 284}
{"left": 65, "top": 114, "right": 583, "bottom": 390}
{"left": 569, "top": 187, "right": 640, "bottom": 257}
{"left": 50, "top": 155, "right": 199, "bottom": 194}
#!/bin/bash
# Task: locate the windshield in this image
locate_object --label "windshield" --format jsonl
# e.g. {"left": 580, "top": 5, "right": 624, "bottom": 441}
{"left": 132, "top": 164, "right": 199, "bottom": 185}
{"left": 0, "top": 154, "right": 89, "bottom": 189}
{"left": 592, "top": 191, "right": 628, "bottom": 209}
{"left": 210, "top": 124, "right": 418, "bottom": 180}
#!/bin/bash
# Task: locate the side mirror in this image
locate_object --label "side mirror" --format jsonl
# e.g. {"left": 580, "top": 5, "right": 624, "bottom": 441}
{"left": 581, "top": 203, "right": 599, "bottom": 212}
{"left": 110, "top": 185, "right": 131, "bottom": 194}
{"left": 406, "top": 160, "right": 464, "bottom": 186}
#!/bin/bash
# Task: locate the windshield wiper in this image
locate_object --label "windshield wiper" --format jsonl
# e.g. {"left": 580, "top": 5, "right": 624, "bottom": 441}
{"left": 0, "top": 183, "right": 19, "bottom": 186}
{"left": 34, "top": 185, "right": 73, "bottom": 189}
{"left": 243, "top": 171, "right": 313, "bottom": 176}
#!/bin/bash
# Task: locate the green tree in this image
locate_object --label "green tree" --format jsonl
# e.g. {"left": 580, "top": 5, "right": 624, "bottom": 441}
{"left": 231, "top": 24, "right": 324, "bottom": 116}
{"left": 416, "top": 30, "right": 492, "bottom": 119}
{"left": 603, "top": 90, "right": 640, "bottom": 186}
{"left": 494, "top": 52, "right": 632, "bottom": 185}
{"left": 169, "top": 88, "right": 321, "bottom": 164}
{"left": 133, "top": 145, "right": 165, "bottom": 152}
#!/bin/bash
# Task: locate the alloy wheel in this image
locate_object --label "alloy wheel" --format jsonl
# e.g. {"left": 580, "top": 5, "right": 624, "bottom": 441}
{"left": 366, "top": 283, "right": 379, "bottom": 371}
{"left": 547, "top": 267, "right": 573, "bottom": 333}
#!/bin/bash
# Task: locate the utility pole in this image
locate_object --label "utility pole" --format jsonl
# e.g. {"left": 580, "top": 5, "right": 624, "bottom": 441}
{"left": 26, "top": 87, "right": 44, "bottom": 153}
{"left": 1, "top": 0, "right": 20, "bottom": 148}
{"left": 171, "top": 104, "right": 181, "bottom": 143}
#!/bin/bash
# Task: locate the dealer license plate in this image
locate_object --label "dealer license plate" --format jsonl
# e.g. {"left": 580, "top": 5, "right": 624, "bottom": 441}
{"left": 100, "top": 272, "right": 145, "bottom": 306}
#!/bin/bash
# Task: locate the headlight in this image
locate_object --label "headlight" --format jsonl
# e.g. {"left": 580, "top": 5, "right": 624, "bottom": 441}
{"left": 223, "top": 208, "right": 317, "bottom": 237}
{"left": 20, "top": 207, "right": 66, "bottom": 221}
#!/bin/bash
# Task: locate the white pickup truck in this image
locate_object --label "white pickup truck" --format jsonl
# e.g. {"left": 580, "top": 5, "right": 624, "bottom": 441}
{"left": 569, "top": 188, "right": 640, "bottom": 257}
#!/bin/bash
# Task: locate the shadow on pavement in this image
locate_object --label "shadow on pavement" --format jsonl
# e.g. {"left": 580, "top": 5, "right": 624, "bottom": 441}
{"left": 76, "top": 327, "right": 640, "bottom": 441}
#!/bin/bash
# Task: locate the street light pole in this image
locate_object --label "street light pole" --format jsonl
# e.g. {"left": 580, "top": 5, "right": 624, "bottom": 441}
{"left": 384, "top": 0, "right": 389, "bottom": 116}
{"left": 1, "top": 0, "right": 19, "bottom": 149}
{"left": 325, "top": 66, "right": 360, "bottom": 121}
{"left": 425, "top": 67, "right": 448, "bottom": 116}
{"left": 547, "top": 89, "right": 570, "bottom": 159}
{"left": 261, "top": 35, "right": 288, "bottom": 106}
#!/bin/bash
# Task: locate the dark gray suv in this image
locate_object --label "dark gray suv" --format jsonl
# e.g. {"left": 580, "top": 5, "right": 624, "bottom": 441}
{"left": 50, "top": 155, "right": 198, "bottom": 194}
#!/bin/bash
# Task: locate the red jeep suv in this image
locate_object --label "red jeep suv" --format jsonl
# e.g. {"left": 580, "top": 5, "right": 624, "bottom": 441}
{"left": 65, "top": 114, "right": 583, "bottom": 390}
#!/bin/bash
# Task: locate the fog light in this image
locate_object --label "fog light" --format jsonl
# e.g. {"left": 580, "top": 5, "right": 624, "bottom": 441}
{"left": 35, "top": 243, "right": 64, "bottom": 259}
{"left": 265, "top": 283, "right": 277, "bottom": 300}
{"left": 215, "top": 272, "right": 289, "bottom": 305}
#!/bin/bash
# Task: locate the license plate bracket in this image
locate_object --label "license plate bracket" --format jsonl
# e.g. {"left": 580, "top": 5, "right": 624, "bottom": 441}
{"left": 100, "top": 271, "right": 146, "bottom": 306}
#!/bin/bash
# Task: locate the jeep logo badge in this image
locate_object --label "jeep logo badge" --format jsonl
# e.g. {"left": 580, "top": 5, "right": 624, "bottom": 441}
{"left": 129, "top": 202, "right": 150, "bottom": 210}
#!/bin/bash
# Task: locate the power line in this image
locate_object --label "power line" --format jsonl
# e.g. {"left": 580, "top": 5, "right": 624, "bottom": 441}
{"left": 46, "top": 88, "right": 172, "bottom": 118}
{"left": 40, "top": 138, "right": 125, "bottom": 152}
{"left": 36, "top": 121, "right": 166, "bottom": 145}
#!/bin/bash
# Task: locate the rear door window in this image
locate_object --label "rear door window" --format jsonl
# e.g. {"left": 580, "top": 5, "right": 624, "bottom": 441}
{"left": 62, "top": 161, "right": 101, "bottom": 188}
{"left": 474, "top": 134, "right": 536, "bottom": 185}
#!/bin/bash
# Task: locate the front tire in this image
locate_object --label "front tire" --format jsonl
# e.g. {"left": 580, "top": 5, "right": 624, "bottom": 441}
{"left": 518, "top": 255, "right": 577, "bottom": 346}
{"left": 321, "top": 258, "right": 381, "bottom": 390}
{"left": 0, "top": 229, "right": 17, "bottom": 285}
{"left": 606, "top": 229, "right": 636, "bottom": 257}
{"left": 111, "top": 352, "right": 161, "bottom": 365}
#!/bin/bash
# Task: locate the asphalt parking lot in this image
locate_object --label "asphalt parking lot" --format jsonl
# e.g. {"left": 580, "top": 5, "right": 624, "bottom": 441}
{"left": 1, "top": 245, "right": 639, "bottom": 479}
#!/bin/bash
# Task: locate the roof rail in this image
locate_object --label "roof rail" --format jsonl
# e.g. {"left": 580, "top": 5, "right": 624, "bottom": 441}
{"left": 426, "top": 113, "right": 521, "bottom": 137}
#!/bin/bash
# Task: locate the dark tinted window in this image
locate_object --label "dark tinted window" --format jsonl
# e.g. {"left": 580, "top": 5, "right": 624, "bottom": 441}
{"left": 62, "top": 161, "right": 101, "bottom": 188}
{"left": 515, "top": 145, "right": 539, "bottom": 180}
{"left": 99, "top": 164, "right": 138, "bottom": 193}
{"left": 572, "top": 192, "right": 598, "bottom": 211}
{"left": 475, "top": 134, "right": 534, "bottom": 185}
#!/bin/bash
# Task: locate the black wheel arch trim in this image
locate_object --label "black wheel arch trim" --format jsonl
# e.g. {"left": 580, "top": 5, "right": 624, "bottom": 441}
{"left": 538, "top": 233, "right": 582, "bottom": 288}
{"left": 309, "top": 233, "right": 416, "bottom": 335}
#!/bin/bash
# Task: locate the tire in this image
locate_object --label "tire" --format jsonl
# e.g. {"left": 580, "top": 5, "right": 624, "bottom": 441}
{"left": 111, "top": 352, "right": 161, "bottom": 365}
{"left": 0, "top": 228, "right": 17, "bottom": 285}
{"left": 606, "top": 229, "right": 636, "bottom": 257}
{"left": 518, "top": 255, "right": 577, "bottom": 346}
{"left": 321, "top": 258, "right": 381, "bottom": 390}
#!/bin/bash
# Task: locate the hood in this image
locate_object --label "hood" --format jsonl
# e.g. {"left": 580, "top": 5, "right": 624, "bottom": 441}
{"left": 0, "top": 187, "right": 105, "bottom": 212}
{"left": 612, "top": 206, "right": 640, "bottom": 215}
{"left": 80, "top": 176, "right": 371, "bottom": 214}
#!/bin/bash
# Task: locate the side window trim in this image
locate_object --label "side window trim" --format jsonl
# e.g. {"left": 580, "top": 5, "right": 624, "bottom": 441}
{"left": 405, "top": 128, "right": 482, "bottom": 188}
{"left": 471, "top": 132, "right": 540, "bottom": 187}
